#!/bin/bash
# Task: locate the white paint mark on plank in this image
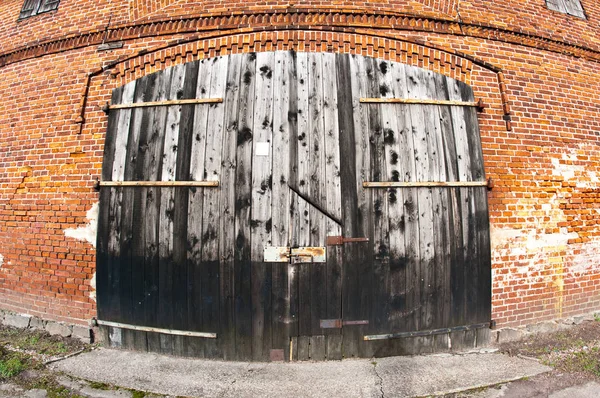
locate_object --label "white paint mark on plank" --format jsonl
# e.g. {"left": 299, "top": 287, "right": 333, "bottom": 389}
{"left": 255, "top": 142, "right": 270, "bottom": 156}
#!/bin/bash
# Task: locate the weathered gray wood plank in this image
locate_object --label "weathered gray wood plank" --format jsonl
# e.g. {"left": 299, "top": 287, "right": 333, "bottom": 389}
{"left": 295, "top": 52, "right": 312, "bottom": 339}
{"left": 271, "top": 51, "right": 293, "bottom": 356}
{"left": 380, "top": 60, "right": 407, "bottom": 333}
{"left": 218, "top": 54, "right": 242, "bottom": 360}
{"left": 186, "top": 58, "right": 213, "bottom": 358}
{"left": 321, "top": 52, "right": 343, "bottom": 340}
{"left": 233, "top": 52, "right": 256, "bottom": 361}
{"left": 200, "top": 56, "right": 228, "bottom": 358}
{"left": 348, "top": 54, "right": 373, "bottom": 357}
{"left": 307, "top": 53, "right": 327, "bottom": 354}
{"left": 250, "top": 52, "right": 275, "bottom": 361}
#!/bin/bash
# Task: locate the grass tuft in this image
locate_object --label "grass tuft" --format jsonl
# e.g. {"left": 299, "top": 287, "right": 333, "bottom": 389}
{"left": 0, "top": 356, "right": 26, "bottom": 378}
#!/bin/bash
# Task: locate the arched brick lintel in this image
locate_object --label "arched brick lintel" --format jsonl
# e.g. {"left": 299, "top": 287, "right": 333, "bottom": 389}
{"left": 112, "top": 30, "right": 478, "bottom": 86}
{"left": 81, "top": 29, "right": 510, "bottom": 137}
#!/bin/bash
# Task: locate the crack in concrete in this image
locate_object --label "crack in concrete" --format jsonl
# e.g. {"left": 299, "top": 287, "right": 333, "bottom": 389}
{"left": 372, "top": 362, "right": 385, "bottom": 398}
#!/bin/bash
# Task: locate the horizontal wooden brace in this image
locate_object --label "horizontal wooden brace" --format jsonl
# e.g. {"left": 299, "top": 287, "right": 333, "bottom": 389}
{"left": 361, "top": 97, "right": 487, "bottom": 112}
{"left": 360, "top": 97, "right": 476, "bottom": 106}
{"left": 96, "top": 320, "right": 217, "bottom": 339}
{"left": 109, "top": 98, "right": 223, "bottom": 110}
{"left": 363, "top": 181, "right": 488, "bottom": 188}
{"left": 363, "top": 322, "right": 491, "bottom": 341}
{"left": 98, "top": 180, "right": 219, "bottom": 187}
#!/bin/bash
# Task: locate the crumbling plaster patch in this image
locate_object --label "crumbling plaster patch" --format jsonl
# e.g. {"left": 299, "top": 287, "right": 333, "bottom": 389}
{"left": 64, "top": 202, "right": 98, "bottom": 248}
{"left": 64, "top": 202, "right": 99, "bottom": 301}
{"left": 491, "top": 144, "right": 600, "bottom": 311}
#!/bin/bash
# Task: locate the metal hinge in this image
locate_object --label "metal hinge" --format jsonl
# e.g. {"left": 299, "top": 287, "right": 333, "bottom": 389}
{"left": 320, "top": 319, "right": 369, "bottom": 329}
{"left": 263, "top": 246, "right": 326, "bottom": 263}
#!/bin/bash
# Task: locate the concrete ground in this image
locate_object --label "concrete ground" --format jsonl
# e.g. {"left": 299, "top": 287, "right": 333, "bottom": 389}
{"left": 47, "top": 348, "right": 555, "bottom": 397}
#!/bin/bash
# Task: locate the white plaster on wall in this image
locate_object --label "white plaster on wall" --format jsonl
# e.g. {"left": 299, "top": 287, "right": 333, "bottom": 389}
{"left": 64, "top": 202, "right": 98, "bottom": 248}
{"left": 551, "top": 145, "right": 600, "bottom": 188}
{"left": 0, "top": 253, "right": 4, "bottom": 268}
{"left": 89, "top": 272, "right": 96, "bottom": 302}
{"left": 64, "top": 202, "right": 99, "bottom": 301}
{"left": 569, "top": 238, "right": 600, "bottom": 275}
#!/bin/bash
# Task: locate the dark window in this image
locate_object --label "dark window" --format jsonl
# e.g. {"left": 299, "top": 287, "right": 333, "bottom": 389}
{"left": 19, "top": 0, "right": 60, "bottom": 19}
{"left": 546, "top": 0, "right": 586, "bottom": 18}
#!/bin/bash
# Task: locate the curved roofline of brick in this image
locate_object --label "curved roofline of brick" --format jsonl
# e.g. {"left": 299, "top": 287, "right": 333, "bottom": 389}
{"left": 1, "top": 9, "right": 600, "bottom": 68}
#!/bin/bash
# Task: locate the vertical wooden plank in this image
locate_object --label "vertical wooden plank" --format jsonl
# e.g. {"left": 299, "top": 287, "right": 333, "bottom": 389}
{"left": 341, "top": 54, "right": 373, "bottom": 358}
{"left": 157, "top": 65, "right": 185, "bottom": 356}
{"left": 106, "top": 83, "right": 137, "bottom": 326}
{"left": 310, "top": 335, "right": 326, "bottom": 361}
{"left": 336, "top": 53, "right": 358, "bottom": 358}
{"left": 186, "top": 58, "right": 213, "bottom": 358}
{"left": 326, "top": 334, "right": 343, "bottom": 360}
{"left": 298, "top": 336, "right": 310, "bottom": 361}
{"left": 171, "top": 61, "right": 200, "bottom": 356}
{"left": 117, "top": 76, "right": 148, "bottom": 350}
{"left": 322, "top": 52, "right": 343, "bottom": 352}
{"left": 250, "top": 52, "right": 275, "bottom": 361}
{"left": 307, "top": 53, "right": 327, "bottom": 362}
{"left": 119, "top": 77, "right": 150, "bottom": 335}
{"left": 233, "top": 52, "right": 257, "bottom": 361}
{"left": 164, "top": 64, "right": 189, "bottom": 356}
{"left": 287, "top": 51, "right": 300, "bottom": 353}
{"left": 405, "top": 66, "right": 435, "bottom": 333}
{"left": 271, "top": 51, "right": 292, "bottom": 356}
{"left": 424, "top": 72, "right": 449, "bottom": 330}
{"left": 434, "top": 75, "right": 459, "bottom": 330}
{"left": 97, "top": 84, "right": 125, "bottom": 323}
{"left": 128, "top": 75, "right": 161, "bottom": 352}
{"left": 295, "top": 52, "right": 312, "bottom": 340}
{"left": 386, "top": 62, "right": 411, "bottom": 333}
{"left": 447, "top": 77, "right": 475, "bottom": 327}
{"left": 219, "top": 54, "right": 242, "bottom": 360}
{"left": 138, "top": 70, "right": 171, "bottom": 353}
{"left": 199, "top": 56, "right": 228, "bottom": 358}
{"left": 458, "top": 82, "right": 491, "bottom": 325}
{"left": 370, "top": 58, "right": 395, "bottom": 337}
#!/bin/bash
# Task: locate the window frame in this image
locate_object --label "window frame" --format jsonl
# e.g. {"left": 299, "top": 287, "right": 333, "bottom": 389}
{"left": 546, "top": 0, "right": 587, "bottom": 19}
{"left": 19, "top": 0, "right": 60, "bottom": 20}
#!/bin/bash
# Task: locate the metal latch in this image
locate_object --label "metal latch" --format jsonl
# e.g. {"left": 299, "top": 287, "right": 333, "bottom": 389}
{"left": 263, "top": 246, "right": 326, "bottom": 263}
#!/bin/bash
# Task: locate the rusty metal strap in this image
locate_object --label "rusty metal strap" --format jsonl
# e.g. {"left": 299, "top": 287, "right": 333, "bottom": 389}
{"left": 363, "top": 322, "right": 491, "bottom": 341}
{"left": 96, "top": 320, "right": 217, "bottom": 339}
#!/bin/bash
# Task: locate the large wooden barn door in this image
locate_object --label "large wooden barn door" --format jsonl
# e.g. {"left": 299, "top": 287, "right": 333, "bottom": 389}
{"left": 97, "top": 51, "right": 490, "bottom": 361}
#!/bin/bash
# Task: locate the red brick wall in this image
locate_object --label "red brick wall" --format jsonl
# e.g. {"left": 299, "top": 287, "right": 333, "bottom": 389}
{"left": 1, "top": 1, "right": 600, "bottom": 329}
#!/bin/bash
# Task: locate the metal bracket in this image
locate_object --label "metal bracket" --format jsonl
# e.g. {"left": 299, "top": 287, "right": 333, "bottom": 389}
{"left": 476, "top": 98, "right": 487, "bottom": 112}
{"left": 320, "top": 319, "right": 369, "bottom": 329}
{"left": 487, "top": 177, "right": 494, "bottom": 191}
{"left": 264, "top": 246, "right": 326, "bottom": 263}
{"left": 326, "top": 236, "right": 369, "bottom": 246}
{"left": 98, "top": 41, "right": 124, "bottom": 51}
